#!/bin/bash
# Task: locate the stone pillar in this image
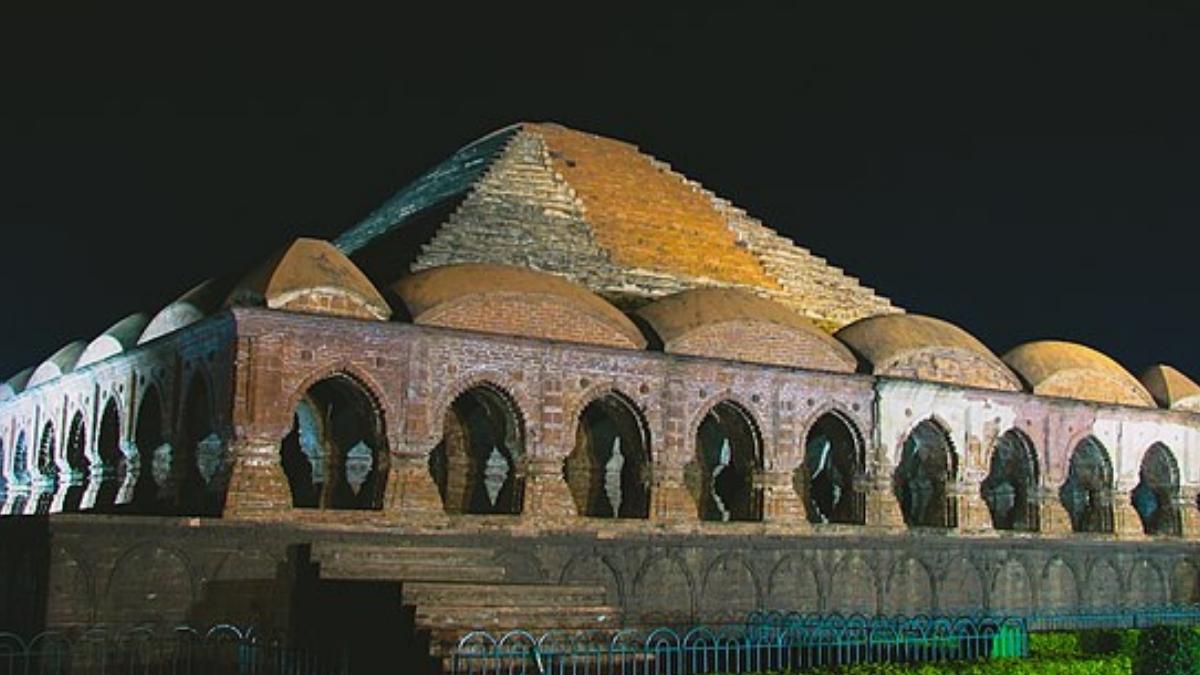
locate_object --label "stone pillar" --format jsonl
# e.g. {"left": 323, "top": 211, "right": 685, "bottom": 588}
{"left": 953, "top": 484, "right": 991, "bottom": 533}
{"left": 761, "top": 469, "right": 808, "bottom": 533}
{"left": 521, "top": 456, "right": 576, "bottom": 529}
{"left": 381, "top": 450, "right": 444, "bottom": 521}
{"left": 223, "top": 440, "right": 293, "bottom": 520}
{"left": 864, "top": 474, "right": 904, "bottom": 531}
{"left": 651, "top": 465, "right": 696, "bottom": 528}
{"left": 1180, "top": 488, "right": 1200, "bottom": 538}
{"left": 1113, "top": 490, "right": 1145, "bottom": 539}
{"left": 1039, "top": 488, "right": 1073, "bottom": 535}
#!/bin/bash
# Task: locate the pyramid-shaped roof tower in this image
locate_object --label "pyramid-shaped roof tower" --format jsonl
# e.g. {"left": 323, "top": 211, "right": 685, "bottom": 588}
{"left": 336, "top": 122, "right": 900, "bottom": 331}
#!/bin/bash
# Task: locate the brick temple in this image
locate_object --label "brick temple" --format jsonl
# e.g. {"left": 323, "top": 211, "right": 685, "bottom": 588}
{"left": 1, "top": 123, "right": 1197, "bottom": 664}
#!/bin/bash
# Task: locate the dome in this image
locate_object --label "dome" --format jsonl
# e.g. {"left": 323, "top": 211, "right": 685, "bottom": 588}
{"left": 77, "top": 313, "right": 150, "bottom": 369}
{"left": 1139, "top": 364, "right": 1200, "bottom": 412}
{"left": 0, "top": 367, "right": 34, "bottom": 401}
{"left": 139, "top": 278, "right": 229, "bottom": 345}
{"left": 229, "top": 237, "right": 391, "bottom": 321}
{"left": 27, "top": 341, "right": 88, "bottom": 388}
{"left": 392, "top": 263, "right": 647, "bottom": 349}
{"left": 1002, "top": 341, "right": 1154, "bottom": 408}
{"left": 635, "top": 288, "right": 856, "bottom": 371}
{"left": 335, "top": 122, "right": 898, "bottom": 330}
{"left": 835, "top": 314, "right": 1021, "bottom": 391}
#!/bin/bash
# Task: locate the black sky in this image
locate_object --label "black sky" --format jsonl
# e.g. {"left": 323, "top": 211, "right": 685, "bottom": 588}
{"left": 2, "top": 4, "right": 1198, "bottom": 380}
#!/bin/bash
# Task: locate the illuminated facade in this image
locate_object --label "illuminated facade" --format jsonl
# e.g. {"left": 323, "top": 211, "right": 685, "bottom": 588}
{"left": 1, "top": 123, "right": 1197, "bottom": 647}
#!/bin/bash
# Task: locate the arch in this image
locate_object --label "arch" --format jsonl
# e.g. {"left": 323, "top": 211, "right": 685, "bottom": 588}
{"left": 96, "top": 398, "right": 123, "bottom": 475}
{"left": 1085, "top": 559, "right": 1122, "bottom": 608}
{"left": 632, "top": 554, "right": 694, "bottom": 623}
{"left": 102, "top": 543, "right": 195, "bottom": 625}
{"left": 1059, "top": 436, "right": 1114, "bottom": 534}
{"left": 1127, "top": 559, "right": 1167, "bottom": 607}
{"left": 893, "top": 418, "right": 957, "bottom": 528}
{"left": 982, "top": 429, "right": 1040, "bottom": 531}
{"left": 563, "top": 391, "right": 651, "bottom": 519}
{"left": 990, "top": 558, "right": 1033, "bottom": 613}
{"left": 1132, "top": 442, "right": 1181, "bottom": 536}
{"left": 37, "top": 420, "right": 57, "bottom": 482}
{"left": 1040, "top": 557, "right": 1079, "bottom": 610}
{"left": 884, "top": 556, "right": 934, "bottom": 615}
{"left": 827, "top": 555, "right": 878, "bottom": 615}
{"left": 280, "top": 373, "right": 390, "bottom": 510}
{"left": 694, "top": 400, "right": 763, "bottom": 522}
{"left": 699, "top": 553, "right": 759, "bottom": 621}
{"left": 65, "top": 411, "right": 89, "bottom": 476}
{"left": 766, "top": 555, "right": 821, "bottom": 612}
{"left": 560, "top": 551, "right": 623, "bottom": 606}
{"left": 429, "top": 382, "right": 525, "bottom": 515}
{"left": 133, "top": 385, "right": 169, "bottom": 509}
{"left": 179, "top": 374, "right": 219, "bottom": 514}
{"left": 939, "top": 557, "right": 985, "bottom": 614}
{"left": 801, "top": 410, "right": 864, "bottom": 525}
{"left": 1171, "top": 560, "right": 1200, "bottom": 604}
{"left": 12, "top": 429, "right": 28, "bottom": 482}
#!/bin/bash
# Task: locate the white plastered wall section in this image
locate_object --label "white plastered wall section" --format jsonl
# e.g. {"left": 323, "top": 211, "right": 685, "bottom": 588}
{"left": 874, "top": 378, "right": 1200, "bottom": 493}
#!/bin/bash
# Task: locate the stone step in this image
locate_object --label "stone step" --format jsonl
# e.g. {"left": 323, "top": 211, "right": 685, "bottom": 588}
{"left": 402, "top": 581, "right": 609, "bottom": 608}
{"left": 418, "top": 605, "right": 621, "bottom": 645}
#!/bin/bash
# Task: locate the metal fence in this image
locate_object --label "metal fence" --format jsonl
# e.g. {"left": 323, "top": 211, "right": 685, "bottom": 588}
{"left": 450, "top": 614, "right": 1027, "bottom": 675}
{"left": 1015, "top": 603, "right": 1200, "bottom": 632}
{"left": 0, "top": 624, "right": 348, "bottom": 675}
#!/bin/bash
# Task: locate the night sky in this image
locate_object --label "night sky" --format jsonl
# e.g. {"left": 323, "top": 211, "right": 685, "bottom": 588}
{"left": 2, "top": 5, "right": 1198, "bottom": 381}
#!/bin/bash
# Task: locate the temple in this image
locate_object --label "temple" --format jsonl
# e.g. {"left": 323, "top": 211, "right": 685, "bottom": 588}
{"left": 1, "top": 123, "right": 1197, "bottom": 664}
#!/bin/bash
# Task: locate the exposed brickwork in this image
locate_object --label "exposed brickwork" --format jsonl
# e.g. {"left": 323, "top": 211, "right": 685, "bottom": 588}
{"left": 368, "top": 123, "right": 898, "bottom": 329}
{"left": 882, "top": 349, "right": 1025, "bottom": 392}
{"left": 667, "top": 321, "right": 857, "bottom": 372}
{"left": 415, "top": 293, "right": 644, "bottom": 349}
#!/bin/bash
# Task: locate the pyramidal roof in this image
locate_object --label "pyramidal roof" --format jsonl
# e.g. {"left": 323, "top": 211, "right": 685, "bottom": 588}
{"left": 335, "top": 122, "right": 900, "bottom": 331}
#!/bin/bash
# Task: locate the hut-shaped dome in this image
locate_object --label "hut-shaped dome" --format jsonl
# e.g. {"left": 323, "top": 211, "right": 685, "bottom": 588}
{"left": 1002, "top": 341, "right": 1154, "bottom": 408}
{"left": 139, "top": 279, "right": 230, "bottom": 345}
{"left": 635, "top": 288, "right": 856, "bottom": 371}
{"left": 835, "top": 314, "right": 1021, "bottom": 391}
{"left": 392, "top": 263, "right": 646, "bottom": 349}
{"left": 1138, "top": 364, "right": 1200, "bottom": 412}
{"left": 77, "top": 313, "right": 150, "bottom": 369}
{"left": 0, "top": 367, "right": 34, "bottom": 401}
{"left": 229, "top": 237, "right": 391, "bottom": 321}
{"left": 27, "top": 341, "right": 88, "bottom": 388}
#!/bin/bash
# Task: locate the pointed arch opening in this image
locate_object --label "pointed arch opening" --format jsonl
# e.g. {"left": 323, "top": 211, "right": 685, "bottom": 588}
{"left": 564, "top": 392, "right": 651, "bottom": 519}
{"left": 65, "top": 412, "right": 89, "bottom": 476}
{"left": 281, "top": 374, "right": 389, "bottom": 510}
{"left": 696, "top": 401, "right": 763, "bottom": 522}
{"left": 37, "top": 421, "right": 57, "bottom": 483}
{"left": 1059, "top": 436, "right": 1114, "bottom": 534}
{"left": 180, "top": 375, "right": 220, "bottom": 513}
{"left": 134, "top": 385, "right": 169, "bottom": 509}
{"left": 91, "top": 398, "right": 125, "bottom": 511}
{"left": 982, "top": 429, "right": 1040, "bottom": 531}
{"left": 12, "top": 430, "right": 28, "bottom": 483}
{"left": 429, "top": 384, "right": 525, "bottom": 515}
{"left": 801, "top": 411, "right": 864, "bottom": 525}
{"left": 894, "top": 419, "right": 958, "bottom": 528}
{"left": 1132, "top": 442, "right": 1181, "bottom": 537}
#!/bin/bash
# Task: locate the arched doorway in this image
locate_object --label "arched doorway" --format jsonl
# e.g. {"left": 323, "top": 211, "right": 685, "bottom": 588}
{"left": 696, "top": 401, "right": 762, "bottom": 522}
{"left": 281, "top": 374, "right": 389, "bottom": 510}
{"left": 37, "top": 421, "right": 57, "bottom": 483}
{"left": 564, "top": 392, "right": 651, "bottom": 518}
{"left": 429, "top": 385, "right": 525, "bottom": 515}
{"left": 65, "top": 412, "right": 89, "bottom": 477}
{"left": 1059, "top": 436, "right": 1113, "bottom": 534}
{"left": 134, "top": 386, "right": 168, "bottom": 510}
{"left": 982, "top": 429, "right": 1040, "bottom": 531}
{"left": 12, "top": 430, "right": 28, "bottom": 483}
{"left": 93, "top": 399, "right": 125, "bottom": 510}
{"left": 801, "top": 412, "right": 864, "bottom": 524}
{"left": 894, "top": 419, "right": 957, "bottom": 528}
{"left": 1132, "top": 443, "right": 1181, "bottom": 536}
{"left": 180, "top": 375, "right": 220, "bottom": 514}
